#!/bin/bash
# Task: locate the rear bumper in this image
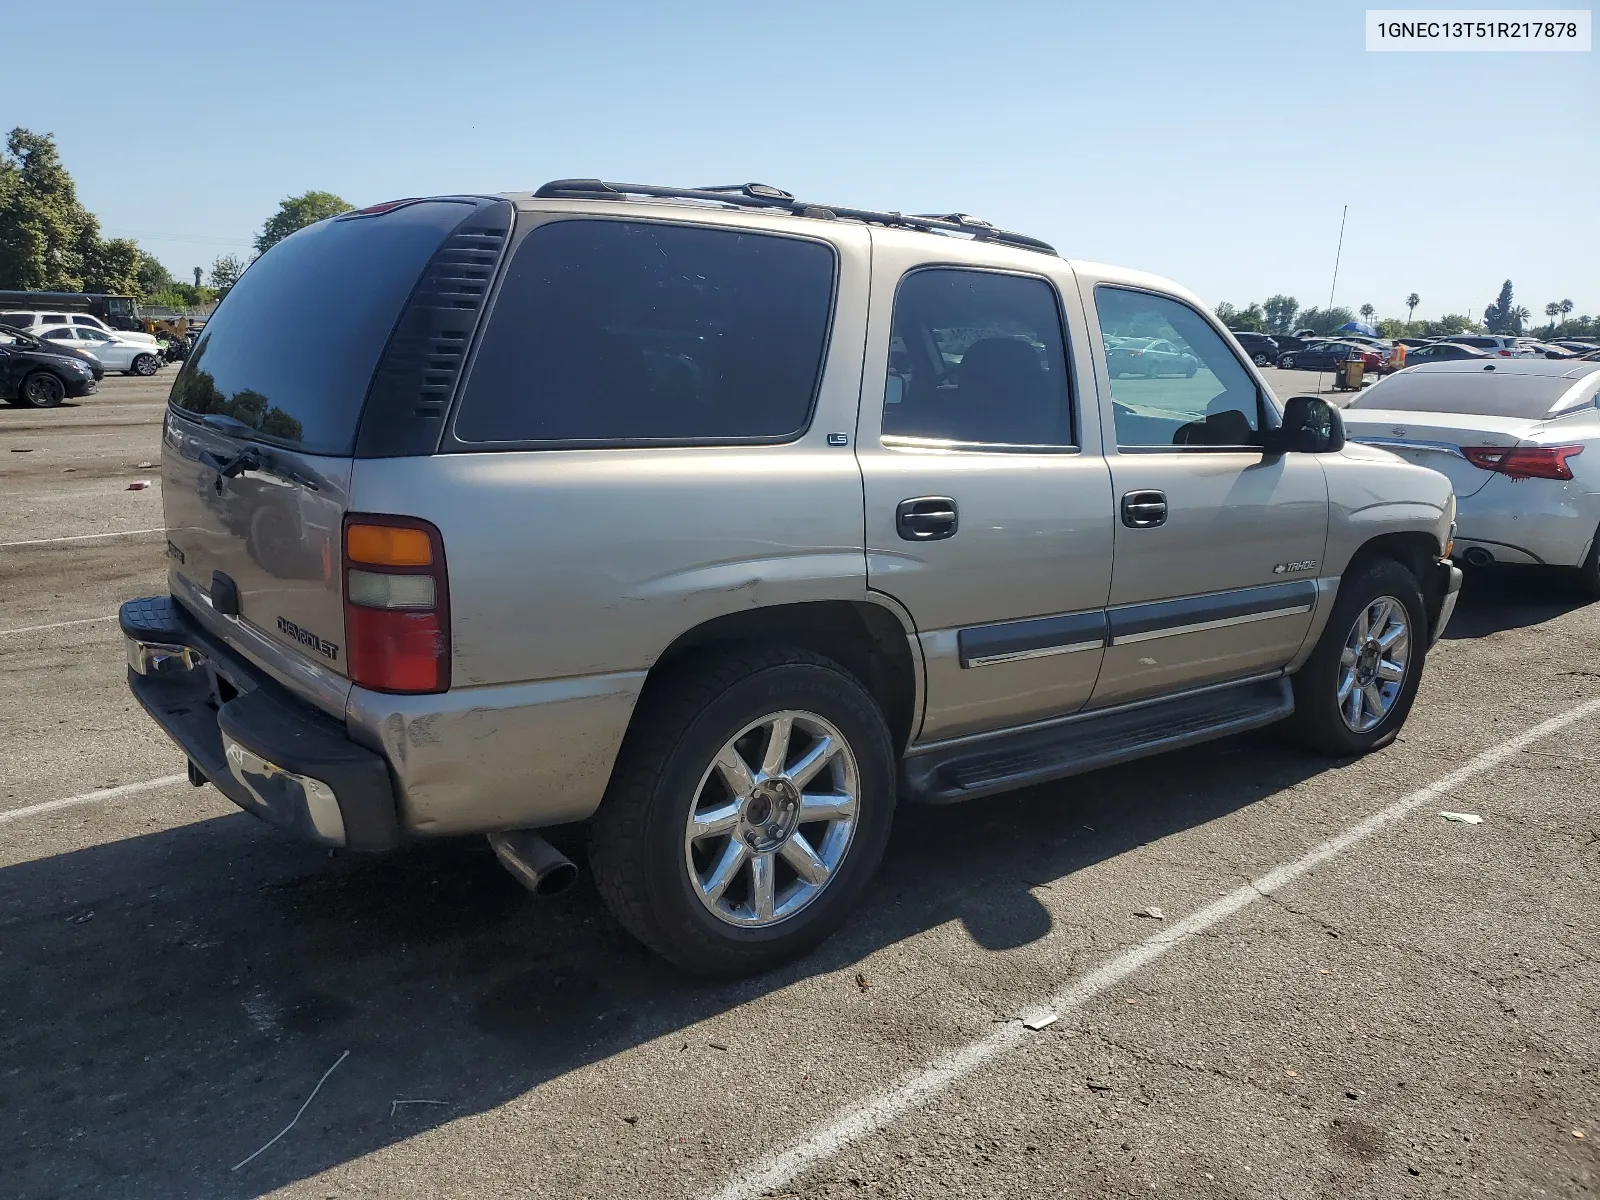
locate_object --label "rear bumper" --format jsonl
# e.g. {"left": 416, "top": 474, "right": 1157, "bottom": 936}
{"left": 121, "top": 595, "right": 400, "bottom": 851}
{"left": 1454, "top": 481, "right": 1599, "bottom": 567}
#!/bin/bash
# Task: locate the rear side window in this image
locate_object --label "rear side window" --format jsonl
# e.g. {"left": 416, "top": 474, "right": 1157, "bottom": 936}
{"left": 169, "top": 200, "right": 474, "bottom": 454}
{"left": 453, "top": 220, "right": 835, "bottom": 445}
{"left": 881, "top": 268, "right": 1073, "bottom": 447}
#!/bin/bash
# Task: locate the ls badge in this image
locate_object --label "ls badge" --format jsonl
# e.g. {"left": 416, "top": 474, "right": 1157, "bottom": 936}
{"left": 1273, "top": 560, "right": 1317, "bottom": 575}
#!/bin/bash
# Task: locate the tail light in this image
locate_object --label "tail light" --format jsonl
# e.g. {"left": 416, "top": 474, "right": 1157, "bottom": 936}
{"left": 343, "top": 515, "right": 450, "bottom": 693}
{"left": 1127, "top": 349, "right": 1144, "bottom": 357}
{"left": 1460, "top": 444, "right": 1584, "bottom": 481}
{"left": 1498, "top": 349, "right": 1511, "bottom": 356}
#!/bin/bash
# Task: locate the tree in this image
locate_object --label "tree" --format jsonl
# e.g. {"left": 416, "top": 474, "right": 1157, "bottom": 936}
{"left": 1423, "top": 313, "right": 1479, "bottom": 336}
{"left": 1546, "top": 301, "right": 1563, "bottom": 333}
{"left": 137, "top": 255, "right": 174, "bottom": 296}
{"left": 1296, "top": 306, "right": 1355, "bottom": 335}
{"left": 1406, "top": 293, "right": 1420, "bottom": 321}
{"left": 1231, "top": 302, "right": 1267, "bottom": 332}
{"left": 1264, "top": 294, "right": 1299, "bottom": 335}
{"left": 1561, "top": 299, "right": 1574, "bottom": 321}
{"left": 1509, "top": 305, "right": 1530, "bottom": 333}
{"left": 81, "top": 236, "right": 143, "bottom": 295}
{"left": 208, "top": 253, "right": 247, "bottom": 292}
{"left": 0, "top": 128, "right": 98, "bottom": 290}
{"left": 1359, "top": 304, "right": 1375, "bottom": 323}
{"left": 254, "top": 190, "right": 353, "bottom": 254}
{"left": 1484, "top": 280, "right": 1516, "bottom": 333}
{"left": 1214, "top": 300, "right": 1237, "bottom": 325}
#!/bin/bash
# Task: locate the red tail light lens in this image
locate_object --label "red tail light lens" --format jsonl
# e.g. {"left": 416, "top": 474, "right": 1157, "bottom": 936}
{"left": 343, "top": 515, "right": 450, "bottom": 693}
{"left": 1461, "top": 444, "right": 1583, "bottom": 481}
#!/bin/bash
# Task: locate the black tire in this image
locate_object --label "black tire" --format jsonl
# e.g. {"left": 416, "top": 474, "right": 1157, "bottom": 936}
{"left": 589, "top": 646, "right": 896, "bottom": 976}
{"left": 1286, "top": 558, "right": 1428, "bottom": 756}
{"left": 132, "top": 353, "right": 158, "bottom": 376}
{"left": 1279, "top": 354, "right": 1296, "bottom": 369}
{"left": 19, "top": 371, "right": 65, "bottom": 408}
{"left": 1144, "top": 359, "right": 1160, "bottom": 378}
{"left": 1253, "top": 352, "right": 1272, "bottom": 366}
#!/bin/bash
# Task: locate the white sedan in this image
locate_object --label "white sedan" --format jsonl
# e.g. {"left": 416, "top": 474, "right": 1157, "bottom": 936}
{"left": 1343, "top": 359, "right": 1600, "bottom": 593}
{"left": 25, "top": 324, "right": 165, "bottom": 376}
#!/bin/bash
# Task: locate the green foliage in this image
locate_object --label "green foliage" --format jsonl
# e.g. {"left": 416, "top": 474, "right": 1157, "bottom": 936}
{"left": 208, "top": 253, "right": 248, "bottom": 292}
{"left": 254, "top": 190, "right": 353, "bottom": 255}
{"left": 1376, "top": 318, "right": 1410, "bottom": 339}
{"left": 137, "top": 256, "right": 174, "bottom": 295}
{"left": 82, "top": 236, "right": 143, "bottom": 295}
{"left": 1483, "top": 280, "right": 1518, "bottom": 333}
{"left": 148, "top": 283, "right": 217, "bottom": 309}
{"left": 1263, "top": 295, "right": 1299, "bottom": 335}
{"left": 1295, "top": 306, "right": 1355, "bottom": 335}
{"left": 1423, "top": 313, "right": 1480, "bottom": 336}
{"left": 1406, "top": 293, "right": 1420, "bottom": 320}
{"left": 1214, "top": 300, "right": 1236, "bottom": 324}
{"left": 1359, "top": 304, "right": 1375, "bottom": 321}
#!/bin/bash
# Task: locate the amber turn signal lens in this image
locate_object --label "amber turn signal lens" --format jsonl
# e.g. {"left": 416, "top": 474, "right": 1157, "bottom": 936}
{"left": 346, "top": 523, "right": 433, "bottom": 567}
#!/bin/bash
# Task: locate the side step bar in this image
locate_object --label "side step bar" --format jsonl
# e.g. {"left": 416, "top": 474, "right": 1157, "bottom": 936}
{"left": 903, "top": 677, "right": 1294, "bottom": 804}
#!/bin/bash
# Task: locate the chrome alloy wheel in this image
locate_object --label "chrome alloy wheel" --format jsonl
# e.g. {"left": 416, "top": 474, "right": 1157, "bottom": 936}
{"left": 684, "top": 710, "right": 859, "bottom": 928}
{"left": 1338, "top": 595, "right": 1410, "bottom": 733}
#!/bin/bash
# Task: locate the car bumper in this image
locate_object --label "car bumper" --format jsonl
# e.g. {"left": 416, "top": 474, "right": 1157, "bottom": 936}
{"left": 70, "top": 377, "right": 97, "bottom": 396}
{"left": 121, "top": 595, "right": 401, "bottom": 851}
{"left": 1454, "top": 477, "right": 1599, "bottom": 567}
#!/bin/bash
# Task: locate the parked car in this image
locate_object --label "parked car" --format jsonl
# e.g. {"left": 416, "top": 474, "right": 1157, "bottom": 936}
{"left": 1231, "top": 331, "right": 1280, "bottom": 366}
{"left": 1515, "top": 339, "right": 1576, "bottom": 359}
{"left": 1107, "top": 336, "right": 1199, "bottom": 377}
{"left": 1278, "top": 340, "right": 1381, "bottom": 372}
{"left": 1402, "top": 342, "right": 1490, "bottom": 365}
{"left": 1271, "top": 333, "right": 1308, "bottom": 355}
{"left": 120, "top": 182, "right": 1459, "bottom": 975}
{"left": 0, "top": 324, "right": 99, "bottom": 407}
{"left": 1346, "top": 360, "right": 1600, "bottom": 594}
{"left": 25, "top": 324, "right": 164, "bottom": 376}
{"left": 1552, "top": 340, "right": 1600, "bottom": 355}
{"left": 1394, "top": 337, "right": 1434, "bottom": 349}
{"left": 0, "top": 310, "right": 160, "bottom": 347}
{"left": 1443, "top": 335, "right": 1537, "bottom": 358}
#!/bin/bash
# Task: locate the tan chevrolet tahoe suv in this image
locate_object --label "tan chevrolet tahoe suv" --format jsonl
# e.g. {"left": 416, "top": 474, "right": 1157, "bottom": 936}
{"left": 122, "top": 180, "right": 1461, "bottom": 974}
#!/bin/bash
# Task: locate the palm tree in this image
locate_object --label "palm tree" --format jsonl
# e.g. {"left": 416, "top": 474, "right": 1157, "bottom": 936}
{"left": 1510, "top": 305, "right": 1531, "bottom": 333}
{"left": 1561, "top": 298, "right": 1575, "bottom": 327}
{"left": 1546, "top": 301, "right": 1563, "bottom": 333}
{"left": 1359, "top": 303, "right": 1375, "bottom": 324}
{"left": 1406, "top": 293, "right": 1420, "bottom": 322}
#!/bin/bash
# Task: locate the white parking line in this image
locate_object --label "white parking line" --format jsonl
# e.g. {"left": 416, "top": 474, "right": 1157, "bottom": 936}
{"left": 0, "top": 774, "right": 188, "bottom": 827}
{"left": 0, "top": 614, "right": 116, "bottom": 638}
{"left": 702, "top": 695, "right": 1600, "bottom": 1200}
{"left": 0, "top": 528, "right": 163, "bottom": 549}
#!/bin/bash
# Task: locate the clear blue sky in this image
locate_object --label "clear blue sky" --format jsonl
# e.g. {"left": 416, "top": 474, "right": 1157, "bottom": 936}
{"left": 11, "top": 0, "right": 1597, "bottom": 323}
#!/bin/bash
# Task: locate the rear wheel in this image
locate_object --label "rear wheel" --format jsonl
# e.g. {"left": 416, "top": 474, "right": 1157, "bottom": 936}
{"left": 1253, "top": 352, "right": 1272, "bottom": 366}
{"left": 132, "top": 353, "right": 158, "bottom": 376}
{"left": 1280, "top": 354, "right": 1297, "bottom": 369}
{"left": 1286, "top": 559, "right": 1427, "bottom": 755}
{"left": 589, "top": 646, "right": 895, "bottom": 976}
{"left": 1144, "top": 358, "right": 1160, "bottom": 378}
{"left": 20, "top": 371, "right": 65, "bottom": 408}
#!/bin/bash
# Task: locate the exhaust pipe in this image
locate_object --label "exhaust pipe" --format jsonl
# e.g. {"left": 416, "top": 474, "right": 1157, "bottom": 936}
{"left": 1462, "top": 547, "right": 1493, "bottom": 567}
{"left": 489, "top": 830, "right": 578, "bottom": 897}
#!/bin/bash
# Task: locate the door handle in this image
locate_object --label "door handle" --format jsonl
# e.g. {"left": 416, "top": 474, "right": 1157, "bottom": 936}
{"left": 896, "top": 496, "right": 958, "bottom": 541}
{"left": 1120, "top": 490, "right": 1167, "bottom": 528}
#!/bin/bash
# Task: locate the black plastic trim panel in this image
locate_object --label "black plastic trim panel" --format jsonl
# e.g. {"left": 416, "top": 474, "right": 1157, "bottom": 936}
{"left": 958, "top": 610, "right": 1107, "bottom": 667}
{"left": 1108, "top": 580, "right": 1317, "bottom": 641}
{"left": 354, "top": 198, "right": 515, "bottom": 458}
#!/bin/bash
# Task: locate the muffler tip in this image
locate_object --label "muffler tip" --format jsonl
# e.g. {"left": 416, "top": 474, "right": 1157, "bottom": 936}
{"left": 1463, "top": 547, "right": 1493, "bottom": 567}
{"left": 488, "top": 830, "right": 578, "bottom": 898}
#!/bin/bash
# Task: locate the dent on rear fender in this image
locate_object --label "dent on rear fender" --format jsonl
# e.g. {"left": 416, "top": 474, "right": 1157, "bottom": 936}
{"left": 348, "top": 672, "right": 647, "bottom": 834}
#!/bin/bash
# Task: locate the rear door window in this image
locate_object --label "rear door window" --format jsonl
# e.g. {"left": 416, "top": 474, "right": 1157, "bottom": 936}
{"left": 453, "top": 219, "right": 835, "bottom": 445}
{"left": 169, "top": 200, "right": 476, "bottom": 454}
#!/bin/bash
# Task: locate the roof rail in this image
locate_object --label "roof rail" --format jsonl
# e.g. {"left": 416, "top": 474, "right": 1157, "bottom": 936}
{"left": 531, "top": 179, "right": 1057, "bottom": 255}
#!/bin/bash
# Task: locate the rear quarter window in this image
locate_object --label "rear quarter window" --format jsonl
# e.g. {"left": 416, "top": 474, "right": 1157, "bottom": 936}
{"left": 452, "top": 219, "right": 836, "bottom": 446}
{"left": 169, "top": 200, "right": 476, "bottom": 455}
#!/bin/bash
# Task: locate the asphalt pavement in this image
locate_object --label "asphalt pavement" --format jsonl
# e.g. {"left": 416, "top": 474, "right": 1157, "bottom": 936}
{"left": 1, "top": 374, "right": 1596, "bottom": 1199}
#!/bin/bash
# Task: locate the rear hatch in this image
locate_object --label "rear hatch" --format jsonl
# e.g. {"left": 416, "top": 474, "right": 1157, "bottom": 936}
{"left": 162, "top": 197, "right": 506, "bottom": 685}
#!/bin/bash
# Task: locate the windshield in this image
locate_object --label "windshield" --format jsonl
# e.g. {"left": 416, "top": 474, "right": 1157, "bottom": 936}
{"left": 169, "top": 200, "right": 472, "bottom": 454}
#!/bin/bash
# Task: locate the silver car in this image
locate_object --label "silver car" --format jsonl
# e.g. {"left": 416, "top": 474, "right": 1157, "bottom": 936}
{"left": 123, "top": 182, "right": 1460, "bottom": 974}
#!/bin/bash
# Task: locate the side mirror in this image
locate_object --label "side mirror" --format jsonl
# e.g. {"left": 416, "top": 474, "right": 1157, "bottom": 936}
{"left": 1263, "top": 395, "right": 1345, "bottom": 455}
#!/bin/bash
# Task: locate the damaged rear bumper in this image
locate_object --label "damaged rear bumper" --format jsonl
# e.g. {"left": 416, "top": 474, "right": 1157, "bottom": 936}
{"left": 121, "top": 595, "right": 400, "bottom": 851}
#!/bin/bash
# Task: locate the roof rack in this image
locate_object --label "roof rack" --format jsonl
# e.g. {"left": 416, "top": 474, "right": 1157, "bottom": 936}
{"left": 531, "top": 179, "right": 1057, "bottom": 256}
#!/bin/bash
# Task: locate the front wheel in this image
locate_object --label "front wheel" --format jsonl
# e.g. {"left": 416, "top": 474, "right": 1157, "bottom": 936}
{"left": 1287, "top": 559, "right": 1427, "bottom": 755}
{"left": 1253, "top": 352, "right": 1272, "bottom": 366}
{"left": 1279, "top": 354, "right": 1296, "bottom": 369}
{"left": 20, "top": 371, "right": 66, "bottom": 408}
{"left": 589, "top": 646, "right": 896, "bottom": 975}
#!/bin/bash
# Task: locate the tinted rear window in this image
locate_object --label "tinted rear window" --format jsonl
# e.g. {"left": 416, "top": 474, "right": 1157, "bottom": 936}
{"left": 169, "top": 201, "right": 472, "bottom": 454}
{"left": 1350, "top": 370, "right": 1594, "bottom": 418}
{"left": 454, "top": 219, "right": 835, "bottom": 445}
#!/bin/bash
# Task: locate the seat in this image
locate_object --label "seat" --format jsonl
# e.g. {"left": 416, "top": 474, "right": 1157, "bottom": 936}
{"left": 945, "top": 337, "right": 1063, "bottom": 445}
{"left": 1174, "top": 398, "right": 1256, "bottom": 447}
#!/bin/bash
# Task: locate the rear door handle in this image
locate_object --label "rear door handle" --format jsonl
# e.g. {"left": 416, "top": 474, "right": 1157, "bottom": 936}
{"left": 1120, "top": 490, "right": 1167, "bottom": 528}
{"left": 897, "top": 496, "right": 959, "bottom": 541}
